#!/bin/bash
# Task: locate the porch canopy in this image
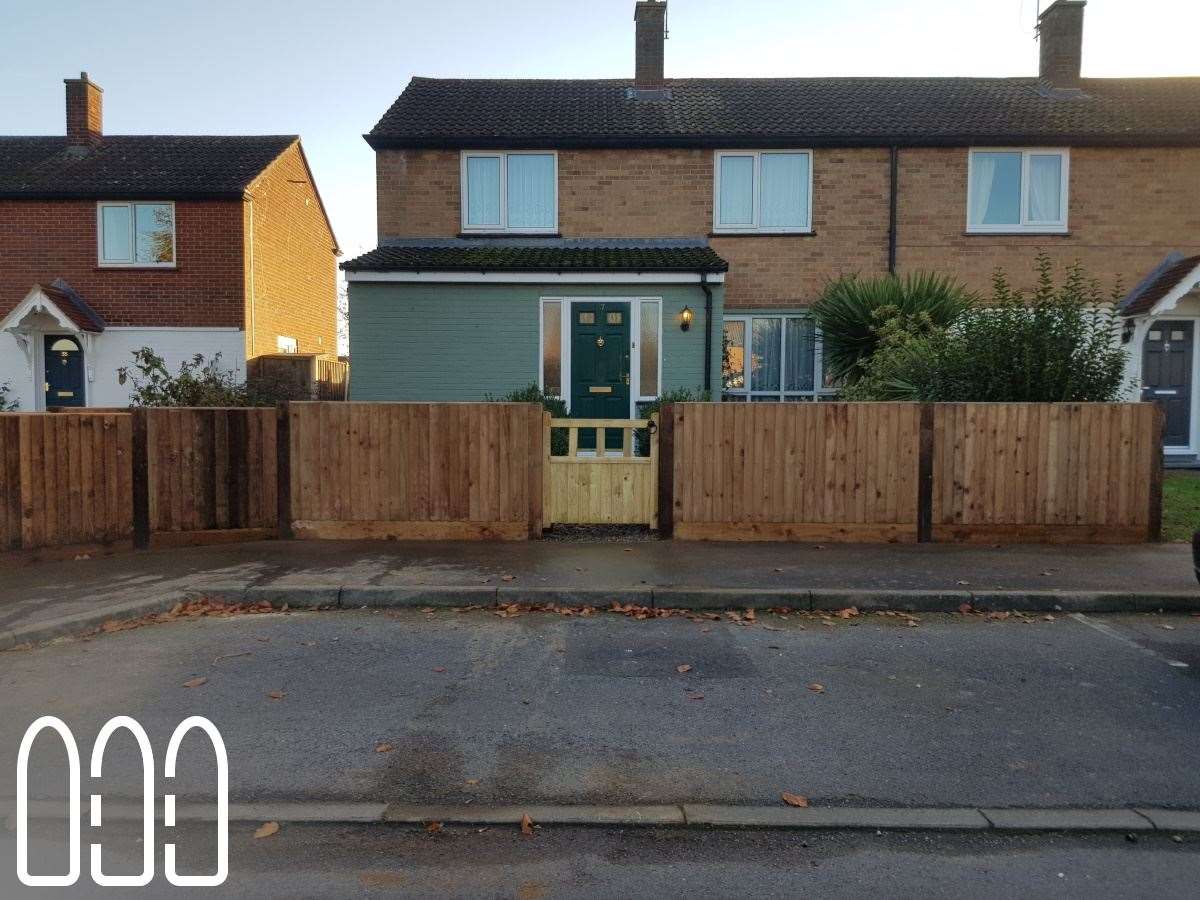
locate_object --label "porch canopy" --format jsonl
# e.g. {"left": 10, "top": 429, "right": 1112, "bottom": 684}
{"left": 342, "top": 237, "right": 728, "bottom": 282}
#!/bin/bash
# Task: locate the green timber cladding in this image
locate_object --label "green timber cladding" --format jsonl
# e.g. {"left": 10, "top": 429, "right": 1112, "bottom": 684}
{"left": 348, "top": 280, "right": 724, "bottom": 404}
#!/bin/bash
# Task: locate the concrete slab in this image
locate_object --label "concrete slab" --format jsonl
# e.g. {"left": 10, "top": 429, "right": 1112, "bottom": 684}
{"left": 981, "top": 808, "right": 1153, "bottom": 831}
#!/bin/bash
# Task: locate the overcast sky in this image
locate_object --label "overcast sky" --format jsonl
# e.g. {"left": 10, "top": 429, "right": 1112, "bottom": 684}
{"left": 2, "top": 0, "right": 1197, "bottom": 264}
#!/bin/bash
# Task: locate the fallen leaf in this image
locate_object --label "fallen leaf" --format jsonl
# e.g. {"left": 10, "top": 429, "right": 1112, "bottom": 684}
{"left": 520, "top": 813, "right": 536, "bottom": 836}
{"left": 375, "top": 743, "right": 394, "bottom": 753}
{"left": 426, "top": 821, "right": 443, "bottom": 834}
{"left": 676, "top": 664, "right": 693, "bottom": 674}
{"left": 267, "top": 690, "right": 285, "bottom": 701}
{"left": 782, "top": 792, "right": 810, "bottom": 808}
{"left": 182, "top": 677, "right": 207, "bottom": 689}
{"left": 807, "top": 683, "right": 825, "bottom": 694}
{"left": 254, "top": 821, "right": 279, "bottom": 839}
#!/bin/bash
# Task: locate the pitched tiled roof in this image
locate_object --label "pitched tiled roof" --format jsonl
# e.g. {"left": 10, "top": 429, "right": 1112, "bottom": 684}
{"left": 0, "top": 135, "right": 297, "bottom": 200}
{"left": 1120, "top": 254, "right": 1200, "bottom": 317}
{"left": 41, "top": 279, "right": 106, "bottom": 332}
{"left": 342, "top": 238, "right": 728, "bottom": 273}
{"left": 367, "top": 77, "right": 1200, "bottom": 149}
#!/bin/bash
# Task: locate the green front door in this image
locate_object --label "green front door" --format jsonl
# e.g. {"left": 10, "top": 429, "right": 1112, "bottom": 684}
{"left": 570, "top": 301, "right": 630, "bottom": 451}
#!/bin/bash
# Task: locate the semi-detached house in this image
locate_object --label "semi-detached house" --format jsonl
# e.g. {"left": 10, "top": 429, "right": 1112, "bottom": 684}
{"left": 345, "top": 0, "right": 1200, "bottom": 458}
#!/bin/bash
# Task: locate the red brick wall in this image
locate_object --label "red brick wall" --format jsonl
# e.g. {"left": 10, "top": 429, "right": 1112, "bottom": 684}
{"left": 0, "top": 199, "right": 245, "bottom": 327}
{"left": 374, "top": 145, "right": 1200, "bottom": 307}
{"left": 245, "top": 143, "right": 338, "bottom": 357}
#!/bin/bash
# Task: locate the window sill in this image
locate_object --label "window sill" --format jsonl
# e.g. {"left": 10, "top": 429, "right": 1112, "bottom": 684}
{"left": 709, "top": 231, "right": 816, "bottom": 239}
{"left": 962, "top": 230, "right": 1070, "bottom": 237}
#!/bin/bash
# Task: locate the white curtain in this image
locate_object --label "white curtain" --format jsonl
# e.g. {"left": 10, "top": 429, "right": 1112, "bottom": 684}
{"left": 760, "top": 153, "right": 809, "bottom": 228}
{"left": 466, "top": 157, "right": 501, "bottom": 227}
{"left": 719, "top": 156, "right": 755, "bottom": 226}
{"left": 968, "top": 154, "right": 997, "bottom": 227}
{"left": 1027, "top": 154, "right": 1062, "bottom": 223}
{"left": 507, "top": 154, "right": 555, "bottom": 229}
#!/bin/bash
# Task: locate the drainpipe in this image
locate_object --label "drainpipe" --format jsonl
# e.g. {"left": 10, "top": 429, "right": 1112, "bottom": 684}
{"left": 887, "top": 146, "right": 899, "bottom": 275}
{"left": 699, "top": 272, "right": 714, "bottom": 394}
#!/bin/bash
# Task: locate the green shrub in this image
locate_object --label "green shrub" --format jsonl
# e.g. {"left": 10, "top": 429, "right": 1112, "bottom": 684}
{"left": 117, "top": 347, "right": 307, "bottom": 407}
{"left": 845, "top": 254, "right": 1130, "bottom": 403}
{"left": 0, "top": 382, "right": 18, "bottom": 411}
{"left": 812, "top": 272, "right": 974, "bottom": 384}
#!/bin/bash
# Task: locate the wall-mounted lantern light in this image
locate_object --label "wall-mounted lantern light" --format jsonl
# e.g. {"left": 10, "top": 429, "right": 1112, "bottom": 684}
{"left": 679, "top": 305, "right": 694, "bottom": 332}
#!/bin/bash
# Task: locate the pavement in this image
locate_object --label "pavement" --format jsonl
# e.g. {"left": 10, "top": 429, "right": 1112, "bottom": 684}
{"left": 0, "top": 538, "right": 1197, "bottom": 648}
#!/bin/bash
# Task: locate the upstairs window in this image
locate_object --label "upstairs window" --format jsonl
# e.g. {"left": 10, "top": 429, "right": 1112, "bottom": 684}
{"left": 714, "top": 151, "right": 812, "bottom": 234}
{"left": 97, "top": 202, "right": 175, "bottom": 266}
{"left": 967, "top": 149, "right": 1068, "bottom": 233}
{"left": 462, "top": 151, "right": 557, "bottom": 233}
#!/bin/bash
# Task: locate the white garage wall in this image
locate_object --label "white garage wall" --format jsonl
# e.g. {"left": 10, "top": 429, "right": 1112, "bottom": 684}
{"left": 0, "top": 328, "right": 245, "bottom": 410}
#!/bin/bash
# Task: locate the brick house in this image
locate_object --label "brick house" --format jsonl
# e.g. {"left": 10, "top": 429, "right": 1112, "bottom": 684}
{"left": 0, "top": 74, "right": 339, "bottom": 411}
{"left": 345, "top": 1, "right": 1200, "bottom": 451}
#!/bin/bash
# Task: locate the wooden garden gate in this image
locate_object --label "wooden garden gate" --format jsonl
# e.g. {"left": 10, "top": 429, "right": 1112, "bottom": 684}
{"left": 543, "top": 415, "right": 659, "bottom": 527}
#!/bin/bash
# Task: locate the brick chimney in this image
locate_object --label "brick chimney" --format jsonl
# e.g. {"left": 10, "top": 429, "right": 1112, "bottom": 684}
{"left": 634, "top": 0, "right": 668, "bottom": 90}
{"left": 1038, "top": 0, "right": 1086, "bottom": 88}
{"left": 64, "top": 72, "right": 102, "bottom": 147}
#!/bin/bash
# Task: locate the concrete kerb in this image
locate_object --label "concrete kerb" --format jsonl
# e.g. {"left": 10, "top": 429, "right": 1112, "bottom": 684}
{"left": 11, "top": 799, "right": 1200, "bottom": 834}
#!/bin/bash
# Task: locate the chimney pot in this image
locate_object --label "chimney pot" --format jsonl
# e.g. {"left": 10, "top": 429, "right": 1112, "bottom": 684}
{"left": 1038, "top": 0, "right": 1086, "bottom": 88}
{"left": 634, "top": 0, "right": 668, "bottom": 90}
{"left": 64, "top": 72, "right": 103, "bottom": 147}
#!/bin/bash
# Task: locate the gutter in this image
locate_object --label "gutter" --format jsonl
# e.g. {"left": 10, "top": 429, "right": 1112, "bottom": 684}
{"left": 699, "top": 273, "right": 714, "bottom": 394}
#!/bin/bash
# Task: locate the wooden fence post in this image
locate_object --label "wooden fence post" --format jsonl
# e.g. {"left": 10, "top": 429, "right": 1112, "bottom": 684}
{"left": 276, "top": 402, "right": 293, "bottom": 539}
{"left": 131, "top": 407, "right": 150, "bottom": 550}
{"left": 917, "top": 403, "right": 935, "bottom": 544}
{"left": 1148, "top": 402, "right": 1165, "bottom": 543}
{"left": 657, "top": 403, "right": 675, "bottom": 538}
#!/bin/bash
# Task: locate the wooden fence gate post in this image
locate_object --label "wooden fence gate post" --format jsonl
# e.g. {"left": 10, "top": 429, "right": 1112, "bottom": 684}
{"left": 917, "top": 403, "right": 935, "bottom": 544}
{"left": 131, "top": 407, "right": 150, "bottom": 550}
{"left": 657, "top": 404, "right": 675, "bottom": 538}
{"left": 276, "top": 402, "right": 293, "bottom": 539}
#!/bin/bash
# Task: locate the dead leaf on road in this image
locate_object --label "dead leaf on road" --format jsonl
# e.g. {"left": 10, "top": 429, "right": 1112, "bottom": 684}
{"left": 253, "top": 821, "right": 279, "bottom": 839}
{"left": 676, "top": 664, "right": 692, "bottom": 674}
{"left": 266, "top": 690, "right": 285, "bottom": 701}
{"left": 182, "top": 677, "right": 208, "bottom": 689}
{"left": 520, "top": 813, "right": 536, "bottom": 836}
{"left": 375, "top": 743, "right": 394, "bottom": 753}
{"left": 781, "top": 792, "right": 810, "bottom": 808}
{"left": 807, "top": 683, "right": 825, "bottom": 694}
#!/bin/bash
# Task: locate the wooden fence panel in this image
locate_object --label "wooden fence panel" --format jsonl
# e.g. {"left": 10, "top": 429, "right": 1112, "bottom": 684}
{"left": 671, "top": 403, "right": 920, "bottom": 542}
{"left": 0, "top": 412, "right": 133, "bottom": 553}
{"left": 931, "top": 402, "right": 1160, "bottom": 543}
{"left": 144, "top": 408, "right": 277, "bottom": 544}
{"left": 287, "top": 402, "right": 542, "bottom": 540}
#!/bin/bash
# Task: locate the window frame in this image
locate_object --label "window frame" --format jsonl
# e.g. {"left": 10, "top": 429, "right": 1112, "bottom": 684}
{"left": 96, "top": 201, "right": 177, "bottom": 268}
{"left": 965, "top": 148, "right": 1070, "bottom": 234}
{"left": 712, "top": 150, "right": 814, "bottom": 235}
{"left": 460, "top": 151, "right": 559, "bottom": 235}
{"left": 722, "top": 313, "right": 835, "bottom": 402}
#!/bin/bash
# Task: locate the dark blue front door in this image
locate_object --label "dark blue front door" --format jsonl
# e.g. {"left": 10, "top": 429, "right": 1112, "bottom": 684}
{"left": 44, "top": 335, "right": 84, "bottom": 408}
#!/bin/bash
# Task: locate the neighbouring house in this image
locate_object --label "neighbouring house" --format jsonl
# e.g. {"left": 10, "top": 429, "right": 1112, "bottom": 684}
{"left": 345, "top": 0, "right": 1200, "bottom": 431}
{"left": 0, "top": 73, "right": 339, "bottom": 410}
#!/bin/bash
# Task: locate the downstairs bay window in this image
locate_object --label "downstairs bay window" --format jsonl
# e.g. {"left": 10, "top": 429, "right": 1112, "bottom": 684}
{"left": 722, "top": 314, "right": 834, "bottom": 401}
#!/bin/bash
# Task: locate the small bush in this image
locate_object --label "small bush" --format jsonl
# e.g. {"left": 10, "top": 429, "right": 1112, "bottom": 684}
{"left": 812, "top": 272, "right": 975, "bottom": 384}
{"left": 845, "top": 254, "right": 1130, "bottom": 403}
{"left": 0, "top": 382, "right": 18, "bottom": 411}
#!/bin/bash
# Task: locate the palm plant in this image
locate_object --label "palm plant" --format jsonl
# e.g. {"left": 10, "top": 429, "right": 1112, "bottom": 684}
{"left": 812, "top": 272, "right": 973, "bottom": 385}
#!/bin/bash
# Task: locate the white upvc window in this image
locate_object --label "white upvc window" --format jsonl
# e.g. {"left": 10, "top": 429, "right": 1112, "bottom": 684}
{"left": 966, "top": 148, "right": 1069, "bottom": 233}
{"left": 722, "top": 314, "right": 835, "bottom": 402}
{"left": 97, "top": 201, "right": 176, "bottom": 266}
{"left": 713, "top": 150, "right": 813, "bottom": 234}
{"left": 461, "top": 151, "right": 558, "bottom": 233}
